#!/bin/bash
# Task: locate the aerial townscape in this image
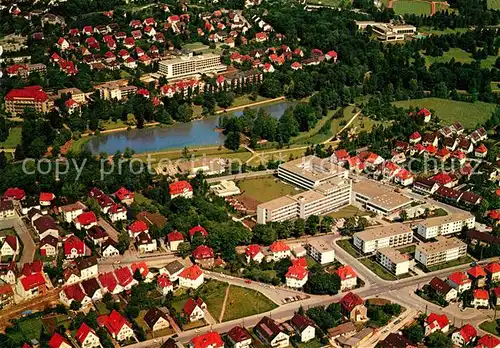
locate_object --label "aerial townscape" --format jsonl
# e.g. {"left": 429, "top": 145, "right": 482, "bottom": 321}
{"left": 2, "top": 0, "right": 500, "bottom": 347}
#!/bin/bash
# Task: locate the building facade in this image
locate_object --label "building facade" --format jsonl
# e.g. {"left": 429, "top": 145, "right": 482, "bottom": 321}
{"left": 158, "top": 54, "right": 227, "bottom": 79}
{"left": 353, "top": 224, "right": 413, "bottom": 254}
{"left": 415, "top": 237, "right": 467, "bottom": 267}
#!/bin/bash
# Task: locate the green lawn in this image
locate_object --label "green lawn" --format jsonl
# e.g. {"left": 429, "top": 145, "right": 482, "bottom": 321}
{"left": 423, "top": 255, "right": 475, "bottom": 272}
{"left": 422, "top": 47, "right": 499, "bottom": 69}
{"left": 392, "top": 98, "right": 498, "bottom": 129}
{"left": 397, "top": 245, "right": 416, "bottom": 255}
{"left": 17, "top": 317, "right": 45, "bottom": 341}
{"left": 393, "top": 0, "right": 432, "bottom": 15}
{"left": 182, "top": 42, "right": 209, "bottom": 51}
{"left": 294, "top": 338, "right": 324, "bottom": 348}
{"left": 360, "top": 257, "right": 398, "bottom": 281}
{"left": 134, "top": 193, "right": 152, "bottom": 205}
{"left": 419, "top": 27, "right": 468, "bottom": 36}
{"left": 237, "top": 176, "right": 301, "bottom": 203}
{"left": 222, "top": 286, "right": 277, "bottom": 322}
{"left": 327, "top": 205, "right": 365, "bottom": 219}
{"left": 306, "top": 0, "right": 350, "bottom": 6}
{"left": 198, "top": 280, "right": 229, "bottom": 321}
{"left": 135, "top": 146, "right": 250, "bottom": 163}
{"left": 69, "top": 137, "right": 89, "bottom": 153}
{"left": 480, "top": 320, "right": 499, "bottom": 335}
{"left": 337, "top": 239, "right": 364, "bottom": 258}
{"left": 487, "top": 0, "right": 500, "bottom": 9}
{"left": 100, "top": 114, "right": 135, "bottom": 131}
{"left": 0, "top": 127, "right": 22, "bottom": 149}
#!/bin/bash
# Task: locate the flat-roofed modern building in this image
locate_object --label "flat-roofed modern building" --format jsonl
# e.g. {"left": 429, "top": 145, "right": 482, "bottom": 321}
{"left": 415, "top": 237, "right": 467, "bottom": 267}
{"left": 376, "top": 247, "right": 410, "bottom": 276}
{"left": 158, "top": 54, "right": 227, "bottom": 79}
{"left": 352, "top": 179, "right": 413, "bottom": 217}
{"left": 353, "top": 224, "right": 413, "bottom": 254}
{"left": 307, "top": 240, "right": 335, "bottom": 265}
{"left": 355, "top": 21, "right": 416, "bottom": 42}
{"left": 416, "top": 213, "right": 475, "bottom": 239}
{"left": 278, "top": 156, "right": 348, "bottom": 190}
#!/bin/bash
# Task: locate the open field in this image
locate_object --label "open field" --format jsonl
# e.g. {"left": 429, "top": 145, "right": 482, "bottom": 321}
{"left": 422, "top": 47, "right": 499, "bottom": 69}
{"left": 419, "top": 27, "right": 468, "bottom": 35}
{"left": 248, "top": 147, "right": 307, "bottom": 166}
{"left": 237, "top": 176, "right": 301, "bottom": 203}
{"left": 487, "top": 0, "right": 500, "bottom": 9}
{"left": 0, "top": 127, "right": 22, "bottom": 149}
{"left": 222, "top": 286, "right": 278, "bottom": 322}
{"left": 100, "top": 114, "right": 135, "bottom": 131}
{"left": 392, "top": 98, "right": 497, "bottom": 129}
{"left": 198, "top": 280, "right": 229, "bottom": 320}
{"left": 393, "top": 0, "right": 432, "bottom": 15}
{"left": 135, "top": 146, "right": 250, "bottom": 163}
{"left": 327, "top": 205, "right": 365, "bottom": 219}
{"left": 306, "top": 0, "right": 349, "bottom": 6}
{"left": 480, "top": 320, "right": 498, "bottom": 335}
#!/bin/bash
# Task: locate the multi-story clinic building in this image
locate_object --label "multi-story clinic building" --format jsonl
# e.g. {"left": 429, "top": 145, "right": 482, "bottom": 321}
{"left": 415, "top": 237, "right": 467, "bottom": 267}
{"left": 353, "top": 223, "right": 413, "bottom": 254}
{"left": 257, "top": 156, "right": 352, "bottom": 224}
{"left": 158, "top": 54, "right": 227, "bottom": 79}
{"left": 5, "top": 86, "right": 54, "bottom": 115}
{"left": 376, "top": 247, "right": 410, "bottom": 276}
{"left": 416, "top": 213, "right": 475, "bottom": 239}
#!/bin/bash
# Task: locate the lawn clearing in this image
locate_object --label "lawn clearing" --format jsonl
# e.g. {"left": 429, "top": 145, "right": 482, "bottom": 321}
{"left": 249, "top": 147, "right": 307, "bottom": 166}
{"left": 487, "top": 0, "right": 500, "bottom": 9}
{"left": 100, "top": 114, "right": 136, "bottom": 131}
{"left": 336, "top": 239, "right": 364, "bottom": 258}
{"left": 392, "top": 98, "right": 498, "bottom": 129}
{"left": 306, "top": 0, "right": 350, "bottom": 7}
{"left": 360, "top": 257, "right": 398, "bottom": 281}
{"left": 222, "top": 286, "right": 277, "bottom": 322}
{"left": 422, "top": 47, "right": 499, "bottom": 69}
{"left": 393, "top": 0, "right": 432, "bottom": 15}
{"left": 480, "top": 320, "right": 499, "bottom": 335}
{"left": 423, "top": 255, "right": 475, "bottom": 272}
{"left": 237, "top": 176, "right": 301, "bottom": 203}
{"left": 197, "top": 280, "right": 229, "bottom": 320}
{"left": 327, "top": 205, "right": 365, "bottom": 219}
{"left": 134, "top": 193, "right": 152, "bottom": 205}
{"left": 0, "top": 127, "right": 22, "bottom": 149}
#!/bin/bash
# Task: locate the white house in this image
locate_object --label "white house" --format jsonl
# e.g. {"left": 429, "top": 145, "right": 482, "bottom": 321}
{"left": 447, "top": 272, "right": 472, "bottom": 293}
{"left": 179, "top": 265, "right": 204, "bottom": 289}
{"left": 157, "top": 274, "right": 173, "bottom": 295}
{"left": 135, "top": 232, "right": 157, "bottom": 253}
{"left": 245, "top": 244, "right": 264, "bottom": 263}
{"left": 285, "top": 265, "right": 308, "bottom": 288}
{"left": 291, "top": 314, "right": 315, "bottom": 343}
{"left": 76, "top": 323, "right": 101, "bottom": 348}
{"left": 60, "top": 201, "right": 87, "bottom": 223}
{"left": 0, "top": 236, "right": 19, "bottom": 257}
{"left": 143, "top": 307, "right": 170, "bottom": 332}
{"left": 451, "top": 324, "right": 477, "bottom": 347}
{"left": 108, "top": 204, "right": 127, "bottom": 222}
{"left": 255, "top": 316, "right": 290, "bottom": 348}
{"left": 167, "top": 231, "right": 184, "bottom": 251}
{"left": 267, "top": 241, "right": 291, "bottom": 262}
{"left": 98, "top": 310, "right": 135, "bottom": 342}
{"left": 76, "top": 256, "right": 98, "bottom": 281}
{"left": 335, "top": 266, "right": 358, "bottom": 291}
{"left": 101, "top": 241, "right": 119, "bottom": 258}
{"left": 183, "top": 297, "right": 206, "bottom": 322}
{"left": 424, "top": 313, "right": 449, "bottom": 337}
{"left": 227, "top": 326, "right": 252, "bottom": 348}
{"left": 472, "top": 289, "right": 489, "bottom": 308}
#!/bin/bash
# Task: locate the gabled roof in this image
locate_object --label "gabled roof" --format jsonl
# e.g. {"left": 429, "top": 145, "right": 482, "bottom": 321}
{"left": 473, "top": 289, "right": 489, "bottom": 300}
{"left": 190, "top": 332, "right": 224, "bottom": 348}
{"left": 184, "top": 297, "right": 205, "bottom": 316}
{"left": 98, "top": 272, "right": 118, "bottom": 292}
{"left": 114, "top": 267, "right": 134, "bottom": 287}
{"left": 169, "top": 181, "right": 193, "bottom": 195}
{"left": 477, "top": 334, "right": 500, "bottom": 348}
{"left": 456, "top": 324, "right": 476, "bottom": 343}
{"left": 20, "top": 273, "right": 45, "bottom": 291}
{"left": 426, "top": 313, "right": 448, "bottom": 329}
{"left": 468, "top": 265, "right": 487, "bottom": 278}
{"left": 429, "top": 277, "right": 453, "bottom": 295}
{"left": 75, "top": 211, "right": 97, "bottom": 226}
{"left": 285, "top": 265, "right": 308, "bottom": 280}
{"left": 245, "top": 244, "right": 262, "bottom": 258}
{"left": 448, "top": 271, "right": 471, "bottom": 286}
{"left": 48, "top": 333, "right": 69, "bottom": 348}
{"left": 179, "top": 264, "right": 203, "bottom": 280}
{"left": 254, "top": 316, "right": 283, "bottom": 341}
{"left": 269, "top": 241, "right": 290, "bottom": 253}
{"left": 157, "top": 274, "right": 172, "bottom": 288}
{"left": 336, "top": 265, "right": 357, "bottom": 281}
{"left": 167, "top": 231, "right": 184, "bottom": 242}
{"left": 143, "top": 307, "right": 169, "bottom": 329}
{"left": 64, "top": 235, "right": 86, "bottom": 256}
{"left": 76, "top": 323, "right": 96, "bottom": 344}
{"left": 340, "top": 292, "right": 364, "bottom": 312}
{"left": 98, "top": 310, "right": 131, "bottom": 336}
{"left": 81, "top": 278, "right": 100, "bottom": 297}
{"left": 227, "top": 326, "right": 251, "bottom": 344}
{"left": 63, "top": 283, "right": 86, "bottom": 302}
{"left": 291, "top": 313, "right": 315, "bottom": 331}
{"left": 77, "top": 256, "right": 98, "bottom": 271}
{"left": 128, "top": 220, "right": 148, "bottom": 234}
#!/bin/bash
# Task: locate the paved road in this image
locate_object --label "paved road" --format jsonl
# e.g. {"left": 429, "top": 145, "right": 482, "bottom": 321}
{"left": 97, "top": 217, "right": 120, "bottom": 243}
{"left": 0, "top": 215, "right": 35, "bottom": 266}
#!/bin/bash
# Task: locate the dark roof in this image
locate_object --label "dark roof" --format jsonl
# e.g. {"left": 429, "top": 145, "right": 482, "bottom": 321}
{"left": 460, "top": 191, "right": 483, "bottom": 205}
{"left": 466, "top": 229, "right": 500, "bottom": 245}
{"left": 81, "top": 278, "right": 100, "bottom": 296}
{"left": 0, "top": 200, "right": 14, "bottom": 212}
{"left": 33, "top": 216, "right": 58, "bottom": 233}
{"left": 161, "top": 338, "right": 180, "bottom": 348}
{"left": 340, "top": 292, "right": 364, "bottom": 312}
{"left": 136, "top": 211, "right": 167, "bottom": 229}
{"left": 435, "top": 186, "right": 461, "bottom": 200}
{"left": 20, "top": 197, "right": 39, "bottom": 208}
{"left": 135, "top": 232, "right": 152, "bottom": 245}
{"left": 27, "top": 208, "right": 41, "bottom": 220}
{"left": 379, "top": 333, "right": 414, "bottom": 348}
{"left": 76, "top": 256, "right": 98, "bottom": 270}
{"left": 102, "top": 238, "right": 118, "bottom": 250}
{"left": 87, "top": 226, "right": 108, "bottom": 239}
{"left": 40, "top": 235, "right": 58, "bottom": 247}
{"left": 165, "top": 260, "right": 184, "bottom": 275}
{"left": 254, "top": 316, "right": 283, "bottom": 341}
{"left": 227, "top": 326, "right": 251, "bottom": 343}
{"left": 290, "top": 313, "right": 315, "bottom": 331}
{"left": 429, "top": 277, "right": 453, "bottom": 295}
{"left": 422, "top": 132, "right": 438, "bottom": 142}
{"left": 143, "top": 307, "right": 169, "bottom": 329}
{"left": 414, "top": 178, "right": 436, "bottom": 189}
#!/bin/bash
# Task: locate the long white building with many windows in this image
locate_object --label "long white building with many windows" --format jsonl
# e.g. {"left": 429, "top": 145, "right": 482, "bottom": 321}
{"left": 416, "top": 213, "right": 475, "bottom": 239}
{"left": 158, "top": 54, "right": 227, "bottom": 79}
{"left": 257, "top": 156, "right": 352, "bottom": 224}
{"left": 415, "top": 237, "right": 467, "bottom": 267}
{"left": 353, "top": 224, "right": 413, "bottom": 254}
{"left": 376, "top": 247, "right": 410, "bottom": 276}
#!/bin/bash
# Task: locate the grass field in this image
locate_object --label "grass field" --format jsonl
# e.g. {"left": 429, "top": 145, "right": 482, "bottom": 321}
{"left": 198, "top": 280, "right": 229, "bottom": 320}
{"left": 100, "top": 114, "right": 136, "bottom": 131}
{"left": 223, "top": 286, "right": 277, "bottom": 322}
{"left": 135, "top": 146, "right": 250, "bottom": 163}
{"left": 306, "top": 0, "right": 349, "bottom": 6}
{"left": 487, "top": 0, "right": 500, "bottom": 9}
{"left": 424, "top": 255, "right": 475, "bottom": 272}
{"left": 423, "top": 47, "right": 499, "bottom": 69}
{"left": 360, "top": 257, "right": 398, "bottom": 281}
{"left": 337, "top": 239, "right": 364, "bottom": 258}
{"left": 237, "top": 176, "right": 301, "bottom": 203}
{"left": 327, "top": 205, "right": 365, "bottom": 219}
{"left": 419, "top": 27, "right": 468, "bottom": 35}
{"left": 392, "top": 98, "right": 498, "bottom": 129}
{"left": 248, "top": 147, "right": 307, "bottom": 166}
{"left": 480, "top": 320, "right": 499, "bottom": 335}
{"left": 0, "top": 127, "right": 22, "bottom": 149}
{"left": 393, "top": 0, "right": 432, "bottom": 15}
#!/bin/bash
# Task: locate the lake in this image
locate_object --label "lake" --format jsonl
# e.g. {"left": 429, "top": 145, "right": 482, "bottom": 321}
{"left": 86, "top": 101, "right": 295, "bottom": 154}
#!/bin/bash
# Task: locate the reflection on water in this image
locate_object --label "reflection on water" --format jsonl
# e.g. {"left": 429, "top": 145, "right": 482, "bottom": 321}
{"left": 86, "top": 101, "right": 295, "bottom": 154}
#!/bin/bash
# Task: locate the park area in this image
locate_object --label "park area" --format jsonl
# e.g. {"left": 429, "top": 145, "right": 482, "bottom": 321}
{"left": 0, "top": 127, "right": 22, "bottom": 149}
{"left": 488, "top": 0, "right": 500, "bottom": 9}
{"left": 393, "top": 0, "right": 432, "bottom": 15}
{"left": 422, "top": 47, "right": 500, "bottom": 69}
{"left": 392, "top": 98, "right": 498, "bottom": 129}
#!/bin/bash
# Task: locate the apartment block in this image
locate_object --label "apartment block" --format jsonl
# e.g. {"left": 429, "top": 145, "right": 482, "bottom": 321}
{"left": 353, "top": 224, "right": 413, "bottom": 254}
{"left": 307, "top": 240, "right": 335, "bottom": 265}
{"left": 158, "top": 54, "right": 227, "bottom": 79}
{"left": 376, "top": 247, "right": 410, "bottom": 276}
{"left": 415, "top": 237, "right": 467, "bottom": 267}
{"left": 416, "top": 213, "right": 475, "bottom": 239}
{"left": 5, "top": 86, "right": 54, "bottom": 115}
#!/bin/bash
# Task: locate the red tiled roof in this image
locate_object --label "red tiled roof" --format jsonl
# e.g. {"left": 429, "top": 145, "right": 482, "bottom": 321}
{"left": 245, "top": 244, "right": 262, "bottom": 258}
{"left": 192, "top": 245, "right": 214, "bottom": 259}
{"left": 184, "top": 297, "right": 205, "bottom": 316}
{"left": 409, "top": 131, "right": 421, "bottom": 140}
{"left": 485, "top": 262, "right": 500, "bottom": 274}
{"left": 448, "top": 271, "right": 471, "bottom": 286}
{"left": 431, "top": 172, "right": 453, "bottom": 185}
{"left": 336, "top": 265, "right": 357, "bottom": 281}
{"left": 64, "top": 235, "right": 86, "bottom": 256}
{"left": 189, "top": 225, "right": 207, "bottom": 238}
{"left": 426, "top": 313, "right": 448, "bottom": 329}
{"left": 190, "top": 332, "right": 224, "bottom": 348}
{"left": 468, "top": 265, "right": 487, "bottom": 278}
{"left": 285, "top": 265, "right": 308, "bottom": 280}
{"left": 157, "top": 274, "right": 172, "bottom": 288}
{"left": 269, "top": 241, "right": 290, "bottom": 253}
{"left": 167, "top": 231, "right": 184, "bottom": 242}
{"left": 114, "top": 267, "right": 134, "bottom": 287}
{"left": 40, "top": 192, "right": 55, "bottom": 202}
{"left": 292, "top": 257, "right": 308, "bottom": 268}
{"left": 98, "top": 310, "right": 130, "bottom": 336}
{"left": 20, "top": 273, "right": 45, "bottom": 291}
{"left": 128, "top": 220, "right": 148, "bottom": 234}
{"left": 476, "top": 144, "right": 488, "bottom": 153}
{"left": 76, "top": 322, "right": 95, "bottom": 344}
{"left": 49, "top": 333, "right": 69, "bottom": 348}
{"left": 76, "top": 211, "right": 97, "bottom": 226}
{"left": 131, "top": 262, "right": 149, "bottom": 278}
{"left": 335, "top": 149, "right": 349, "bottom": 160}
{"left": 340, "top": 292, "right": 364, "bottom": 312}
{"left": 98, "top": 272, "right": 118, "bottom": 292}
{"left": 457, "top": 324, "right": 477, "bottom": 343}
{"left": 417, "top": 108, "right": 431, "bottom": 117}
{"left": 179, "top": 264, "right": 203, "bottom": 280}
{"left": 4, "top": 187, "right": 26, "bottom": 200}
{"left": 474, "top": 289, "right": 489, "bottom": 300}
{"left": 326, "top": 50, "right": 338, "bottom": 58}
{"left": 477, "top": 334, "right": 500, "bottom": 348}
{"left": 169, "top": 181, "right": 193, "bottom": 195}
{"left": 227, "top": 326, "right": 251, "bottom": 344}
{"left": 63, "top": 283, "right": 86, "bottom": 302}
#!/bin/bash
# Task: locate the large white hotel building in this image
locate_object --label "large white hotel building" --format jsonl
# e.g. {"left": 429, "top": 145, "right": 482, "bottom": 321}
{"left": 158, "top": 54, "right": 227, "bottom": 79}
{"left": 256, "top": 156, "right": 352, "bottom": 224}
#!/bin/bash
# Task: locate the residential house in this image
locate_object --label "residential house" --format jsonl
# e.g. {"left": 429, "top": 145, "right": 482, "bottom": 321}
{"left": 144, "top": 307, "right": 170, "bottom": 332}
{"left": 157, "top": 274, "right": 173, "bottom": 295}
{"left": 424, "top": 313, "right": 449, "bottom": 336}
{"left": 336, "top": 266, "right": 358, "bottom": 291}
{"left": 97, "top": 310, "right": 135, "bottom": 341}
{"left": 114, "top": 267, "right": 138, "bottom": 291}
{"left": 87, "top": 226, "right": 109, "bottom": 247}
{"left": 169, "top": 181, "right": 193, "bottom": 199}
{"left": 76, "top": 256, "right": 98, "bottom": 280}
{"left": 162, "top": 260, "right": 185, "bottom": 282}
{"left": 39, "top": 235, "right": 58, "bottom": 258}
{"left": 48, "top": 333, "right": 71, "bottom": 348}
{"left": 468, "top": 265, "right": 487, "bottom": 288}
{"left": 476, "top": 335, "right": 500, "bottom": 348}
{"left": 192, "top": 245, "right": 215, "bottom": 268}
{"left": 245, "top": 244, "right": 264, "bottom": 263}
{"left": 74, "top": 211, "right": 98, "bottom": 230}
{"left": 179, "top": 265, "right": 204, "bottom": 289}
{"left": 285, "top": 265, "right": 308, "bottom": 288}
{"left": 413, "top": 178, "right": 440, "bottom": 195}
{"left": 183, "top": 297, "right": 206, "bottom": 322}
{"left": 227, "top": 326, "right": 252, "bottom": 348}
{"left": 379, "top": 333, "right": 416, "bottom": 348}
{"left": 0, "top": 201, "right": 15, "bottom": 220}
{"left": 451, "top": 324, "right": 477, "bottom": 347}
{"left": 59, "top": 283, "right": 91, "bottom": 307}
{"left": 167, "top": 231, "right": 184, "bottom": 251}
{"left": 1, "top": 235, "right": 19, "bottom": 258}
{"left": 189, "top": 225, "right": 208, "bottom": 241}
{"left": 0, "top": 262, "right": 16, "bottom": 284}
{"left": 16, "top": 271, "right": 46, "bottom": 300}
{"left": 472, "top": 289, "right": 489, "bottom": 308}
{"left": 254, "top": 316, "right": 289, "bottom": 348}
{"left": 340, "top": 292, "right": 367, "bottom": 322}
{"left": 429, "top": 277, "right": 457, "bottom": 302}
{"left": 60, "top": 201, "right": 86, "bottom": 223}
{"left": 64, "top": 235, "right": 88, "bottom": 259}
{"left": 267, "top": 241, "right": 291, "bottom": 261}
{"left": 135, "top": 232, "right": 157, "bottom": 253}
{"left": 189, "top": 332, "right": 224, "bottom": 348}
{"left": 108, "top": 204, "right": 127, "bottom": 222}
{"left": 81, "top": 278, "right": 103, "bottom": 302}
{"left": 0, "top": 284, "right": 14, "bottom": 309}
{"left": 290, "top": 313, "right": 315, "bottom": 343}
{"left": 485, "top": 262, "right": 500, "bottom": 283}
{"left": 447, "top": 272, "right": 472, "bottom": 294}
{"left": 128, "top": 220, "right": 149, "bottom": 238}
{"left": 75, "top": 323, "right": 101, "bottom": 348}
{"left": 33, "top": 216, "right": 60, "bottom": 240}
{"left": 98, "top": 272, "right": 122, "bottom": 295}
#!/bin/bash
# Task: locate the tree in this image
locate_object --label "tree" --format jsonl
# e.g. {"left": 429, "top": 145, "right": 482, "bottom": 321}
{"left": 224, "top": 131, "right": 240, "bottom": 150}
{"left": 406, "top": 324, "right": 425, "bottom": 343}
{"left": 306, "top": 215, "right": 320, "bottom": 235}
{"left": 400, "top": 210, "right": 408, "bottom": 222}
{"left": 426, "top": 331, "right": 452, "bottom": 348}
{"left": 70, "top": 301, "right": 82, "bottom": 311}
{"left": 177, "top": 242, "right": 192, "bottom": 258}
{"left": 304, "top": 271, "right": 340, "bottom": 295}
{"left": 117, "top": 232, "right": 130, "bottom": 254}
